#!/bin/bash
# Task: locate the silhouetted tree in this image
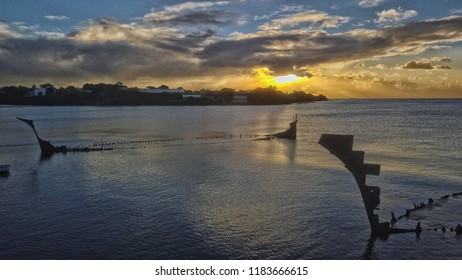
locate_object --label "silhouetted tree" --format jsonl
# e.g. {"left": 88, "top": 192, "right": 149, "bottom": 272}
{"left": 0, "top": 82, "right": 327, "bottom": 106}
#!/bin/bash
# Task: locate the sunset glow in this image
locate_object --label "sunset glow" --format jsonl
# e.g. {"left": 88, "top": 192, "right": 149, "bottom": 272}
{"left": 1, "top": 0, "right": 462, "bottom": 266}
{"left": 254, "top": 67, "right": 307, "bottom": 91}
{"left": 1, "top": 1, "right": 462, "bottom": 98}
{"left": 275, "top": 74, "right": 299, "bottom": 84}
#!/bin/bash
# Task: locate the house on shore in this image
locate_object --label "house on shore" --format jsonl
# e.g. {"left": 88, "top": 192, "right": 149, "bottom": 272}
{"left": 25, "top": 87, "right": 48, "bottom": 97}
{"left": 32, "top": 88, "right": 47, "bottom": 97}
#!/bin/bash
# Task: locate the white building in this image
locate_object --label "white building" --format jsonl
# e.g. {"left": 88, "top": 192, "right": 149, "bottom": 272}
{"left": 33, "top": 88, "right": 47, "bottom": 97}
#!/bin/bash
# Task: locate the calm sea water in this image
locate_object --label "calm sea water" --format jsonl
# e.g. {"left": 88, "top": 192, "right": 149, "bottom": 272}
{"left": 0, "top": 99, "right": 461, "bottom": 259}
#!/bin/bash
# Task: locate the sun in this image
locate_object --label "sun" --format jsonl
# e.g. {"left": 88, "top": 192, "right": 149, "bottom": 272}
{"left": 253, "top": 67, "right": 305, "bottom": 88}
{"left": 275, "top": 74, "right": 299, "bottom": 84}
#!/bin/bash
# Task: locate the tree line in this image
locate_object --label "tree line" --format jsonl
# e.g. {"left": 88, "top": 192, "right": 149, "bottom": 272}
{"left": 0, "top": 82, "right": 327, "bottom": 106}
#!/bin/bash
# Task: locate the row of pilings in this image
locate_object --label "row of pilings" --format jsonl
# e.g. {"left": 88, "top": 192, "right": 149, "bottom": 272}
{"left": 89, "top": 133, "right": 279, "bottom": 148}
{"left": 92, "top": 137, "right": 183, "bottom": 147}
{"left": 391, "top": 191, "right": 462, "bottom": 235}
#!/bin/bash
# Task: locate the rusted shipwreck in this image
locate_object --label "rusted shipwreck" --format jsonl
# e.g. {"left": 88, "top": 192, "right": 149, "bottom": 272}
{"left": 17, "top": 117, "right": 67, "bottom": 157}
{"left": 17, "top": 117, "right": 110, "bottom": 157}
{"left": 253, "top": 114, "right": 298, "bottom": 141}
{"left": 319, "top": 134, "right": 421, "bottom": 236}
{"left": 274, "top": 114, "right": 297, "bottom": 140}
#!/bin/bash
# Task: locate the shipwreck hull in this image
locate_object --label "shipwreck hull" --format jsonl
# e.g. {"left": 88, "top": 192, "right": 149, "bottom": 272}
{"left": 17, "top": 117, "right": 68, "bottom": 157}
{"left": 17, "top": 117, "right": 109, "bottom": 157}
{"left": 319, "top": 134, "right": 419, "bottom": 236}
{"left": 274, "top": 114, "right": 297, "bottom": 140}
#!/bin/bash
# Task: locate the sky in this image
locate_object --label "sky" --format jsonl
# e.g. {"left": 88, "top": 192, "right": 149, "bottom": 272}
{"left": 1, "top": 0, "right": 462, "bottom": 98}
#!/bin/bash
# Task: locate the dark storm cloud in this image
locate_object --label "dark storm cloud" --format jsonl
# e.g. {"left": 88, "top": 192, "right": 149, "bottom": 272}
{"left": 199, "top": 16, "right": 462, "bottom": 73}
{"left": 198, "top": 33, "right": 305, "bottom": 68}
{"left": 0, "top": 17, "right": 221, "bottom": 84}
{"left": 383, "top": 16, "right": 462, "bottom": 45}
{"left": 199, "top": 30, "right": 388, "bottom": 73}
{"left": 0, "top": 37, "right": 200, "bottom": 83}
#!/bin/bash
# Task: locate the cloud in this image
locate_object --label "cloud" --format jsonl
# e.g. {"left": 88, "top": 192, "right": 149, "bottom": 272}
{"left": 44, "top": 15, "right": 69, "bottom": 21}
{"left": 72, "top": 18, "right": 176, "bottom": 45}
{"left": 157, "top": 29, "right": 217, "bottom": 53}
{"left": 338, "top": 71, "right": 376, "bottom": 81}
{"left": 144, "top": 10, "right": 239, "bottom": 26}
{"left": 0, "top": 18, "right": 212, "bottom": 85}
{"left": 357, "top": 0, "right": 387, "bottom": 8}
{"left": 399, "top": 59, "right": 452, "bottom": 69}
{"left": 292, "top": 66, "right": 314, "bottom": 78}
{"left": 372, "top": 63, "right": 387, "bottom": 69}
{"left": 163, "top": 1, "right": 230, "bottom": 13}
{"left": 401, "top": 60, "right": 433, "bottom": 69}
{"left": 258, "top": 11, "right": 350, "bottom": 31}
{"left": 372, "top": 77, "right": 419, "bottom": 91}
{"left": 338, "top": 72, "right": 419, "bottom": 91}
{"left": 430, "top": 79, "right": 462, "bottom": 91}
{"left": 376, "top": 7, "right": 417, "bottom": 23}
{"left": 0, "top": 22, "right": 21, "bottom": 38}
{"left": 431, "top": 56, "right": 452, "bottom": 62}
{"left": 1, "top": 13, "right": 462, "bottom": 92}
{"left": 143, "top": 1, "right": 239, "bottom": 27}
{"left": 1, "top": 22, "right": 40, "bottom": 38}
{"left": 254, "top": 4, "right": 305, "bottom": 21}
{"left": 35, "top": 31, "right": 67, "bottom": 39}
{"left": 71, "top": 17, "right": 220, "bottom": 57}
{"left": 0, "top": 37, "right": 203, "bottom": 85}
{"left": 433, "top": 65, "right": 451, "bottom": 69}
{"left": 200, "top": 16, "right": 462, "bottom": 74}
